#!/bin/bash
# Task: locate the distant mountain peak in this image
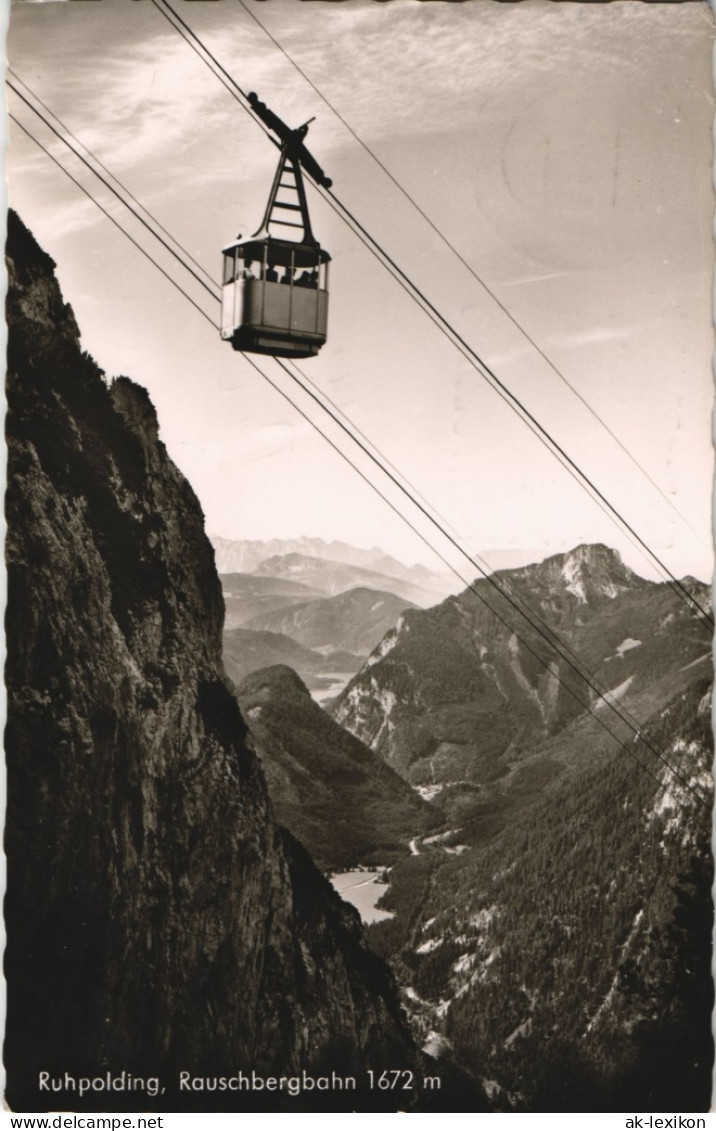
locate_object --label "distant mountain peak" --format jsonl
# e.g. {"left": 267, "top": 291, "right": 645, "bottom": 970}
{"left": 258, "top": 552, "right": 311, "bottom": 573}
{"left": 503, "top": 543, "right": 638, "bottom": 606}
{"left": 560, "top": 542, "right": 628, "bottom": 569}
{"left": 558, "top": 544, "right": 633, "bottom": 601}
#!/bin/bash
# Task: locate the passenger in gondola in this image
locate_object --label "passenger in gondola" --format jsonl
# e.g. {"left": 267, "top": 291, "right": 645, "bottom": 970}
{"left": 266, "top": 264, "right": 279, "bottom": 282}
{"left": 296, "top": 269, "right": 311, "bottom": 287}
{"left": 239, "top": 260, "right": 256, "bottom": 280}
{"left": 281, "top": 266, "right": 293, "bottom": 285}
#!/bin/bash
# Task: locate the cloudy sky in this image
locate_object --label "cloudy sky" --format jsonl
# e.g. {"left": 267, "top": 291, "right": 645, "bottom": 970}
{"left": 6, "top": 0, "right": 714, "bottom": 581}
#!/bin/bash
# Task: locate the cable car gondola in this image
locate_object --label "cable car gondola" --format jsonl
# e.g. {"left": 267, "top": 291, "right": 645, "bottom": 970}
{"left": 221, "top": 93, "right": 332, "bottom": 359}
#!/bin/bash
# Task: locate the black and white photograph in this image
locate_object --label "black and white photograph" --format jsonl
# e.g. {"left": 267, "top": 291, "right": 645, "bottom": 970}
{"left": 4, "top": 0, "right": 714, "bottom": 1114}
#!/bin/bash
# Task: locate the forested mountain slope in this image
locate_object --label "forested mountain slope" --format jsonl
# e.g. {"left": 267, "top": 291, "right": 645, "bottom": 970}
{"left": 368, "top": 679, "right": 712, "bottom": 1109}
{"left": 244, "top": 586, "right": 415, "bottom": 655}
{"left": 237, "top": 665, "right": 439, "bottom": 870}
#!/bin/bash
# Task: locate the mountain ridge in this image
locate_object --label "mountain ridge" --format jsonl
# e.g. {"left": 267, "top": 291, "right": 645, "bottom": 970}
{"left": 331, "top": 542, "right": 710, "bottom": 789}
{"left": 212, "top": 534, "right": 455, "bottom": 593}
{"left": 255, "top": 551, "right": 440, "bottom": 606}
{"left": 244, "top": 585, "right": 415, "bottom": 655}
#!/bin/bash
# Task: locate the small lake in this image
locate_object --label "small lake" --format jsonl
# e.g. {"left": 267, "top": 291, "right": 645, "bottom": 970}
{"left": 312, "top": 672, "right": 357, "bottom": 705}
{"left": 330, "top": 870, "right": 394, "bottom": 924}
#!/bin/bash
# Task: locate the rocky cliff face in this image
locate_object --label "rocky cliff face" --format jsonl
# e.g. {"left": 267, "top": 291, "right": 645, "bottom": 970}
{"left": 4, "top": 212, "right": 433, "bottom": 1112}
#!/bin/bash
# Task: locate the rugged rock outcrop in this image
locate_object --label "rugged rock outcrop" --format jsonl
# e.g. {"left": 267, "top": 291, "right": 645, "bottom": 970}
{"left": 4, "top": 211, "right": 444, "bottom": 1112}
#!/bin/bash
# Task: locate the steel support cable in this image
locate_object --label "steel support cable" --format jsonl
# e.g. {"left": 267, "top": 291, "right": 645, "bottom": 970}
{"left": 282, "top": 355, "right": 468, "bottom": 546}
{"left": 149, "top": 0, "right": 275, "bottom": 146}
{"left": 8, "top": 81, "right": 220, "bottom": 306}
{"left": 320, "top": 185, "right": 714, "bottom": 626}
{"left": 327, "top": 190, "right": 713, "bottom": 627}
{"left": 8, "top": 69, "right": 218, "bottom": 295}
{"left": 14, "top": 107, "right": 708, "bottom": 813}
{"left": 269, "top": 362, "right": 709, "bottom": 814}
{"left": 278, "top": 356, "right": 711, "bottom": 810}
{"left": 16, "top": 63, "right": 680, "bottom": 760}
{"left": 9, "top": 113, "right": 218, "bottom": 330}
{"left": 283, "top": 354, "right": 711, "bottom": 755}
{"left": 148, "top": 0, "right": 713, "bottom": 628}
{"left": 152, "top": 0, "right": 703, "bottom": 620}
{"left": 235, "top": 0, "right": 707, "bottom": 551}
{"left": 141, "top": 0, "right": 714, "bottom": 801}
{"left": 20, "top": 8, "right": 690, "bottom": 719}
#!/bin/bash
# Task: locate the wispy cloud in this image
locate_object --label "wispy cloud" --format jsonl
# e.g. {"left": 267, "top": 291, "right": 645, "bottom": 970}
{"left": 257, "top": 0, "right": 704, "bottom": 144}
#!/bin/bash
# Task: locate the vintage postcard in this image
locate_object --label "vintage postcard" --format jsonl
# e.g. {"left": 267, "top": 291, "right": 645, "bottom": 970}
{"left": 4, "top": 0, "right": 714, "bottom": 1114}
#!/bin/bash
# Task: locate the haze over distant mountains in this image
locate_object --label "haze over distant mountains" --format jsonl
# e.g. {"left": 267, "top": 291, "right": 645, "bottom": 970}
{"left": 221, "top": 572, "right": 324, "bottom": 630}
{"left": 217, "top": 540, "right": 438, "bottom": 702}
{"left": 220, "top": 572, "right": 416, "bottom": 701}
{"left": 257, "top": 553, "right": 434, "bottom": 606}
{"left": 212, "top": 535, "right": 452, "bottom": 594}
{"left": 221, "top": 627, "right": 364, "bottom": 693}
{"left": 211, "top": 535, "right": 549, "bottom": 603}
{"left": 245, "top": 587, "right": 414, "bottom": 655}
{"left": 213, "top": 537, "right": 457, "bottom": 606}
